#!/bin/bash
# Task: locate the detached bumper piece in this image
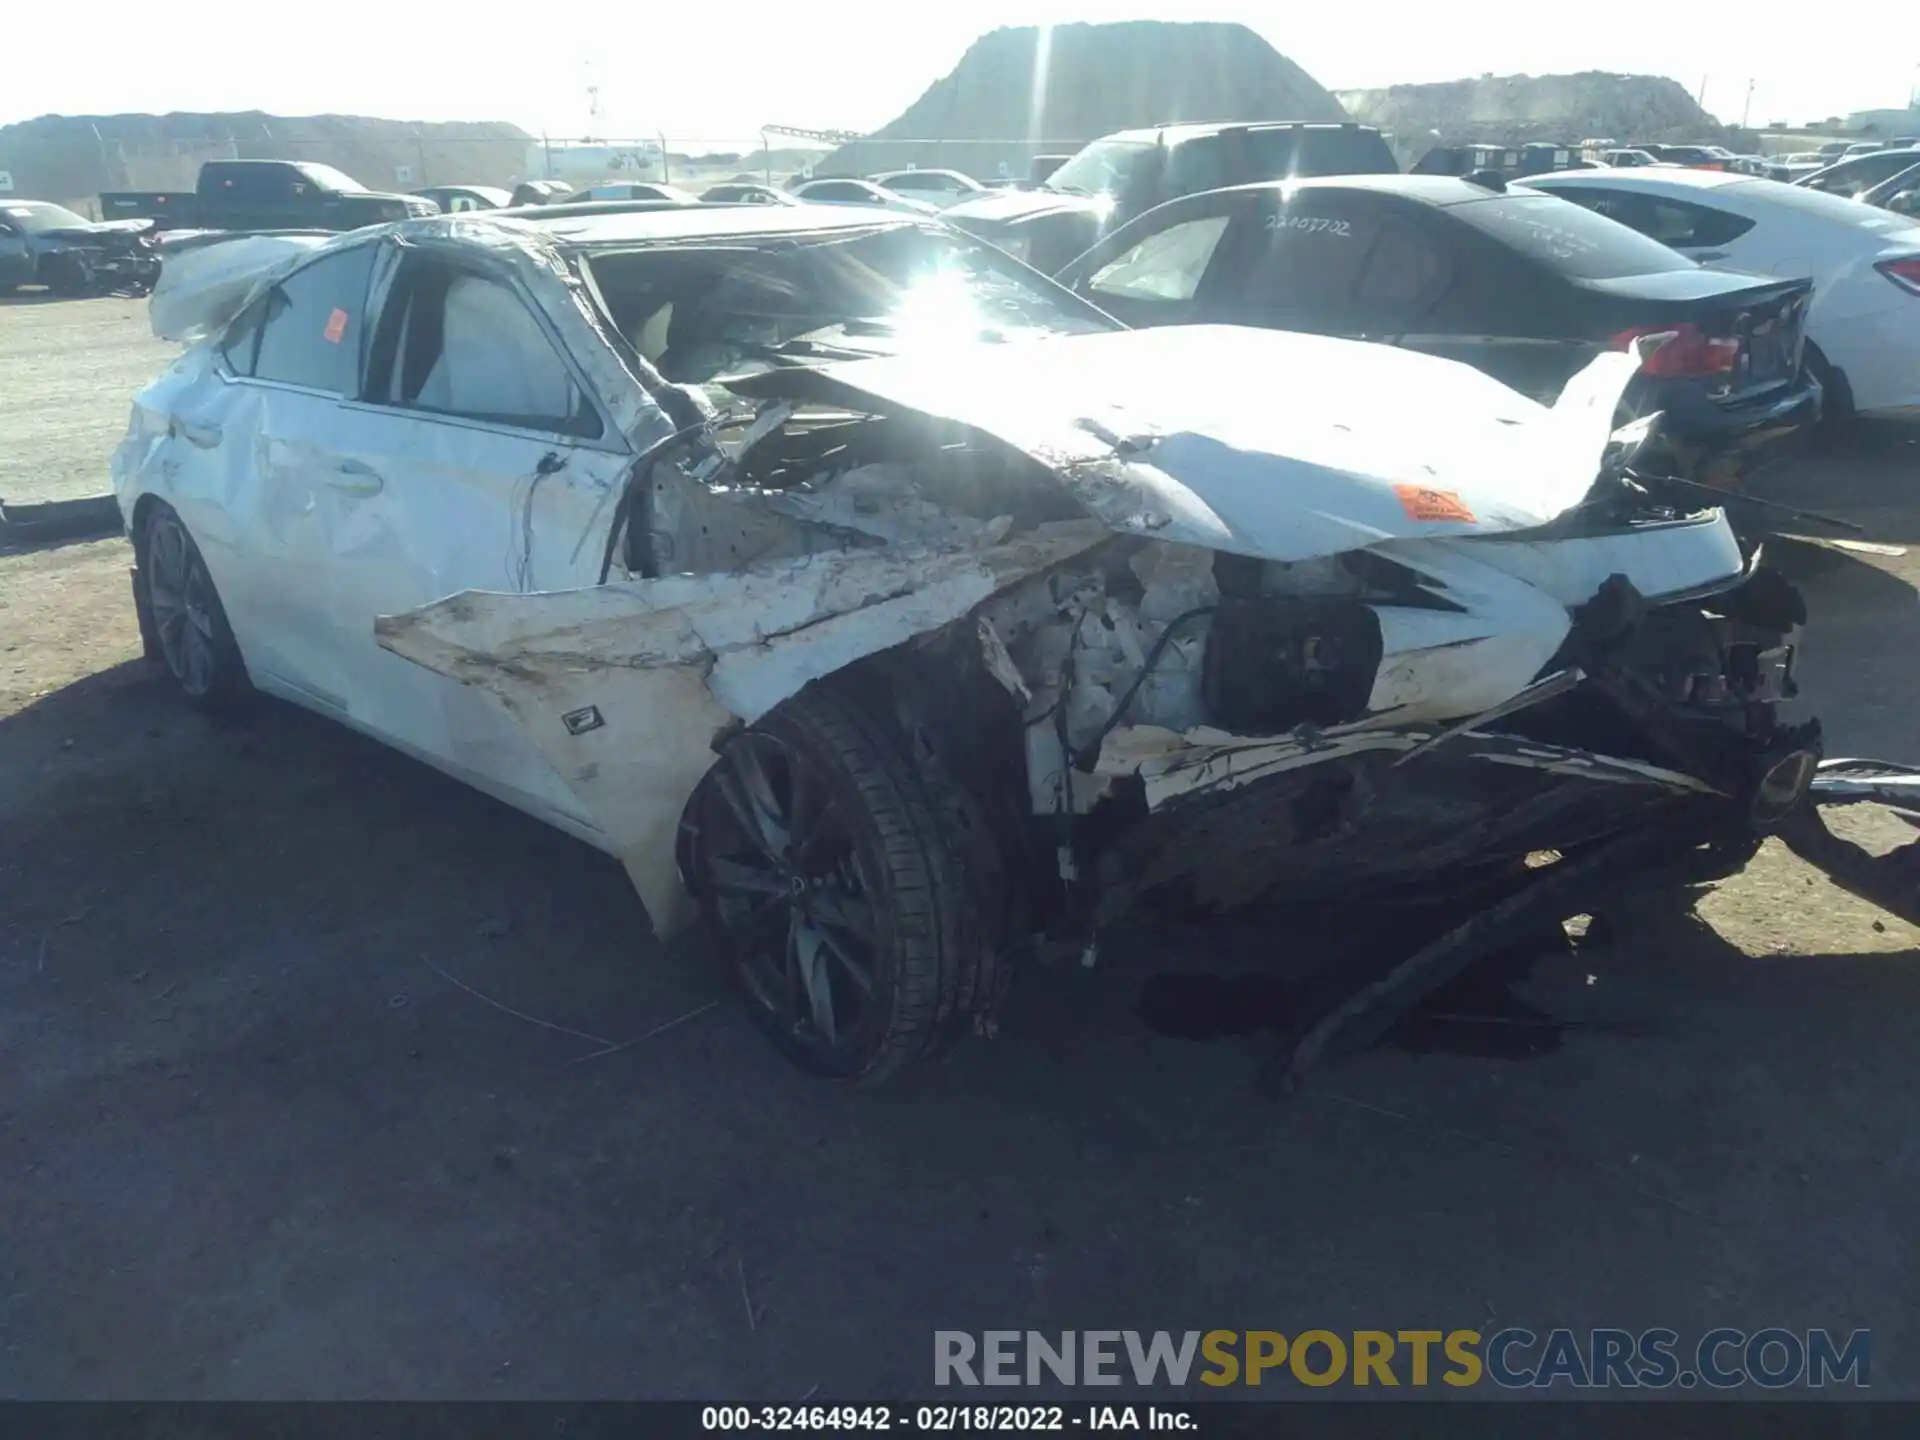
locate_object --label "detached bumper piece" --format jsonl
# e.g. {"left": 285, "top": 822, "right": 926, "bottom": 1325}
{"left": 1779, "top": 760, "right": 1920, "bottom": 930}
{"left": 1269, "top": 758, "right": 1920, "bottom": 1092}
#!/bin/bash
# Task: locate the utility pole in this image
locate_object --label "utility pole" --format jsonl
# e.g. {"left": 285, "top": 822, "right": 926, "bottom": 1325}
{"left": 1741, "top": 79, "right": 1755, "bottom": 131}
{"left": 1697, "top": 74, "right": 1709, "bottom": 109}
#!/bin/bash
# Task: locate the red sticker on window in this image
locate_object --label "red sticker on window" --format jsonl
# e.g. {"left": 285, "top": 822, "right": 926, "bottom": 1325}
{"left": 1394, "top": 484, "right": 1476, "bottom": 524}
{"left": 322, "top": 308, "right": 349, "bottom": 344}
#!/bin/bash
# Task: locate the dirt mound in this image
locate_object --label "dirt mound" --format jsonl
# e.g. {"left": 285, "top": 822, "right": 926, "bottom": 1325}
{"left": 0, "top": 113, "right": 534, "bottom": 211}
{"left": 1337, "top": 72, "right": 1725, "bottom": 153}
{"left": 823, "top": 22, "right": 1349, "bottom": 180}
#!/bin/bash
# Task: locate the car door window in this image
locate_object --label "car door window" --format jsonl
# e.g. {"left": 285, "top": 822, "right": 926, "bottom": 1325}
{"left": 231, "top": 243, "right": 377, "bottom": 392}
{"left": 364, "top": 259, "right": 600, "bottom": 439}
{"left": 1350, "top": 219, "right": 1455, "bottom": 332}
{"left": 1240, "top": 206, "right": 1380, "bottom": 329}
{"left": 1085, "top": 214, "right": 1231, "bottom": 303}
{"left": 1588, "top": 192, "right": 1752, "bottom": 248}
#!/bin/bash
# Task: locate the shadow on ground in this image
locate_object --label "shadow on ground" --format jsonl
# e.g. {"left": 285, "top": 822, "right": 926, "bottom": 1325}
{"left": 2, "top": 639, "right": 1916, "bottom": 1398}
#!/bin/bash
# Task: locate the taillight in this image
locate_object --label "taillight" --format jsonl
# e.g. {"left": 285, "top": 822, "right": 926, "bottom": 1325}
{"left": 1877, "top": 257, "right": 1920, "bottom": 295}
{"left": 1611, "top": 322, "right": 1741, "bottom": 377}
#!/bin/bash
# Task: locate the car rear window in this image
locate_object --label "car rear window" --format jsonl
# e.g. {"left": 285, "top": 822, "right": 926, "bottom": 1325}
{"left": 1245, "top": 127, "right": 1397, "bottom": 178}
{"left": 1447, "top": 193, "right": 1696, "bottom": 278}
{"left": 1725, "top": 177, "right": 1920, "bottom": 234}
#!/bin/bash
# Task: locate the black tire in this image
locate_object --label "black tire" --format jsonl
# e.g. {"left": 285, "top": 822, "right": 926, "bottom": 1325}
{"left": 1804, "top": 344, "right": 1856, "bottom": 451}
{"left": 139, "top": 503, "right": 247, "bottom": 707}
{"left": 680, "top": 684, "right": 974, "bottom": 1083}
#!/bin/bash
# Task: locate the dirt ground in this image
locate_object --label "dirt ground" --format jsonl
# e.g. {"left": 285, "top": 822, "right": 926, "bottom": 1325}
{"left": 2, "top": 297, "right": 1919, "bottom": 1400}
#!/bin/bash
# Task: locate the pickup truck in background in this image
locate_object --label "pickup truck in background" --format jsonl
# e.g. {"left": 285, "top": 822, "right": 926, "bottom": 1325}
{"left": 100, "top": 159, "right": 436, "bottom": 232}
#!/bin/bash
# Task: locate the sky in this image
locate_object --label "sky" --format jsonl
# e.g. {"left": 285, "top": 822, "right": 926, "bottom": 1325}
{"left": 5, "top": 2, "right": 1913, "bottom": 142}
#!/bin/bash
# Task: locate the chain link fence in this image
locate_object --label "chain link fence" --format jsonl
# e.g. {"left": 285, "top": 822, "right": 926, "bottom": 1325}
{"left": 3, "top": 128, "right": 1098, "bottom": 213}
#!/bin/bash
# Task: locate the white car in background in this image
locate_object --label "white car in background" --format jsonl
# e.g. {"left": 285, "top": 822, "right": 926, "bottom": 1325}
{"left": 1523, "top": 168, "right": 1920, "bottom": 426}
{"left": 789, "top": 178, "right": 941, "bottom": 215}
{"left": 572, "top": 182, "right": 700, "bottom": 205}
{"left": 865, "top": 169, "right": 989, "bottom": 209}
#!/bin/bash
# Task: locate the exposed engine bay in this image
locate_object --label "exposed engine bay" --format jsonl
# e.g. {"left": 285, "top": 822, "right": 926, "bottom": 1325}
{"left": 626, "top": 377, "right": 1811, "bottom": 928}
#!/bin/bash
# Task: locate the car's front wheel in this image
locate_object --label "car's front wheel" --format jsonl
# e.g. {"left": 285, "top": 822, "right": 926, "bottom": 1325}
{"left": 681, "top": 686, "right": 976, "bottom": 1083}
{"left": 139, "top": 503, "right": 246, "bottom": 706}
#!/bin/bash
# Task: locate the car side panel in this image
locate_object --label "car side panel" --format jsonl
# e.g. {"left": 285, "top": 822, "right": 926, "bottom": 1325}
{"left": 111, "top": 357, "right": 343, "bottom": 697}
{"left": 0, "top": 225, "right": 33, "bottom": 288}
{"left": 1808, "top": 264, "right": 1920, "bottom": 413}
{"left": 1709, "top": 219, "right": 1917, "bottom": 411}
{"left": 321, "top": 405, "right": 632, "bottom": 832}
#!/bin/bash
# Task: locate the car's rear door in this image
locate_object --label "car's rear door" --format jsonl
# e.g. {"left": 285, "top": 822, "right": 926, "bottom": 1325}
{"left": 196, "top": 237, "right": 383, "bottom": 707}
{"left": 322, "top": 245, "right": 633, "bottom": 827}
{"left": 0, "top": 213, "right": 33, "bottom": 288}
{"left": 1219, "top": 192, "right": 1585, "bottom": 398}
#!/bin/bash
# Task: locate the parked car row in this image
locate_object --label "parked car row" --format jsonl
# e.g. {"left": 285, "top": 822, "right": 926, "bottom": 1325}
{"left": 1521, "top": 168, "right": 1920, "bottom": 430}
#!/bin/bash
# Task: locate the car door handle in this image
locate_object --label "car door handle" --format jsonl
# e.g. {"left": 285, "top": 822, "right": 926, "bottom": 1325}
{"left": 175, "top": 419, "right": 223, "bottom": 449}
{"left": 326, "top": 460, "right": 385, "bottom": 496}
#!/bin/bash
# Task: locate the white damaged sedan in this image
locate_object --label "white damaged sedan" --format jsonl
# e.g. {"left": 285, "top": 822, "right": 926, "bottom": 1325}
{"left": 114, "top": 206, "right": 1920, "bottom": 1083}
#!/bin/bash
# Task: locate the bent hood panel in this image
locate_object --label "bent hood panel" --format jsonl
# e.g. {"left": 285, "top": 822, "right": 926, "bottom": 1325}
{"left": 730, "top": 326, "right": 1641, "bottom": 563}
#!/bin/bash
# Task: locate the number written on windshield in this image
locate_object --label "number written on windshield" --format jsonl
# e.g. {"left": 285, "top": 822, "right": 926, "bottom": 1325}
{"left": 1267, "top": 214, "right": 1352, "bottom": 236}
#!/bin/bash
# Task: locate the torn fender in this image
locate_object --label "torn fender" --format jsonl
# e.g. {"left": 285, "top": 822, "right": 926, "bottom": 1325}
{"left": 375, "top": 522, "right": 1110, "bottom": 936}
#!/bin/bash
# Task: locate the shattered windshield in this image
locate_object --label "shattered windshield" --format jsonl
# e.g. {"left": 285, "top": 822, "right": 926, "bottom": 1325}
{"left": 586, "top": 224, "right": 1115, "bottom": 387}
{"left": 1045, "top": 139, "right": 1160, "bottom": 198}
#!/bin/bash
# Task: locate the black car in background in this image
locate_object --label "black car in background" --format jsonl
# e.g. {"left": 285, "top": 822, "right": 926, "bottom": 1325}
{"left": 1055, "top": 175, "right": 1818, "bottom": 487}
{"left": 699, "top": 183, "right": 800, "bottom": 205}
{"left": 0, "top": 200, "right": 160, "bottom": 294}
{"left": 1796, "top": 149, "right": 1920, "bottom": 198}
{"left": 99, "top": 160, "right": 433, "bottom": 231}
{"left": 412, "top": 185, "right": 513, "bottom": 214}
{"left": 1412, "top": 141, "right": 1594, "bottom": 181}
{"left": 943, "top": 121, "right": 1399, "bottom": 275}
{"left": 507, "top": 180, "right": 575, "bottom": 207}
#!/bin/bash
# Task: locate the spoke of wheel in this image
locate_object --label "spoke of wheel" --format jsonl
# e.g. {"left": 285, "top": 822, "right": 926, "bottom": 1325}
{"left": 729, "top": 892, "right": 792, "bottom": 1011}
{"left": 184, "top": 568, "right": 217, "bottom": 639}
{"left": 786, "top": 762, "right": 827, "bottom": 857}
{"left": 707, "top": 855, "right": 787, "bottom": 898}
{"left": 791, "top": 915, "right": 837, "bottom": 1042}
{"left": 731, "top": 741, "right": 790, "bottom": 855}
{"left": 712, "top": 767, "right": 780, "bottom": 863}
{"left": 808, "top": 885, "right": 877, "bottom": 941}
{"left": 149, "top": 527, "right": 185, "bottom": 617}
{"left": 181, "top": 627, "right": 211, "bottom": 693}
{"left": 811, "top": 911, "right": 874, "bottom": 996}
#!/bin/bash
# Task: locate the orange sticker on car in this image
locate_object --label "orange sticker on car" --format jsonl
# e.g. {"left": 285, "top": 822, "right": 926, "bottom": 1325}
{"left": 323, "top": 308, "right": 349, "bottom": 344}
{"left": 1394, "top": 485, "right": 1476, "bottom": 524}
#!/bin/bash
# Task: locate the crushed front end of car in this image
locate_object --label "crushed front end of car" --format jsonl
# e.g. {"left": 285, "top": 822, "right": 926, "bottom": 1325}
{"left": 375, "top": 323, "right": 1919, "bottom": 1082}
{"left": 33, "top": 220, "right": 163, "bottom": 296}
